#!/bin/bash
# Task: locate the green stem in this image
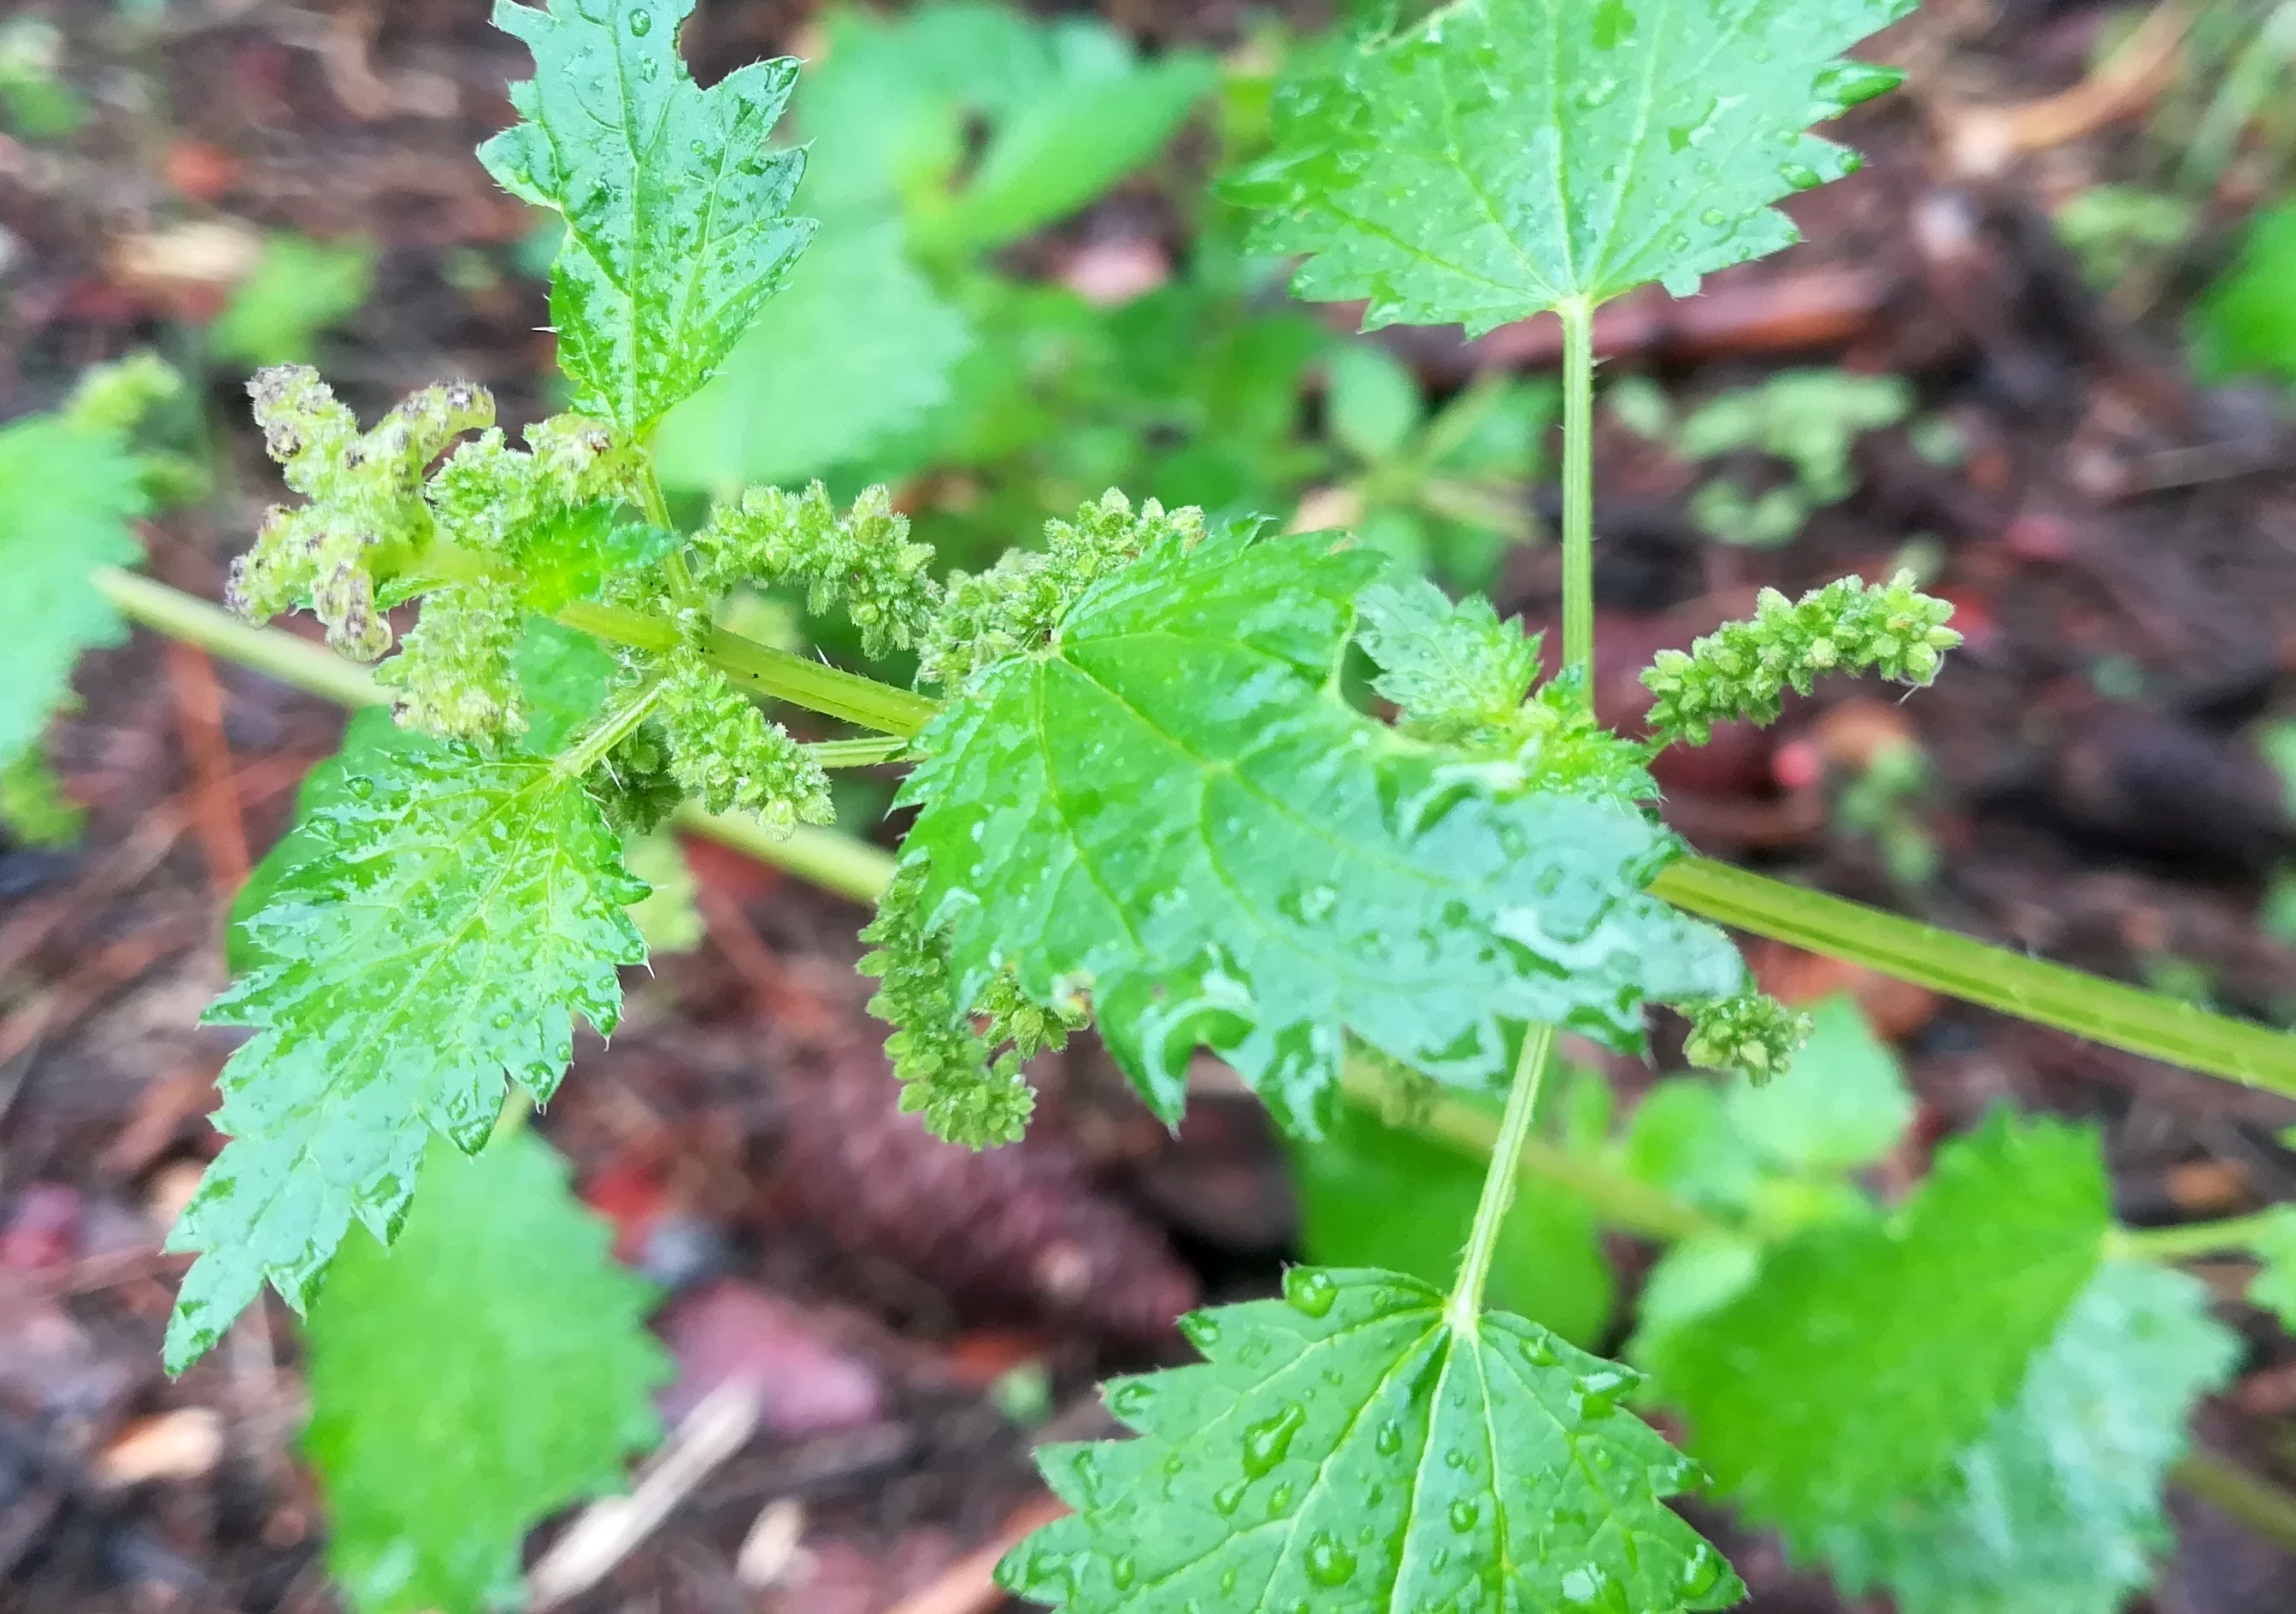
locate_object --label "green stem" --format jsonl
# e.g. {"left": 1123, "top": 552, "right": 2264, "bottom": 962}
{"left": 93, "top": 567, "right": 388, "bottom": 709}
{"left": 1341, "top": 1060, "right": 1718, "bottom": 1245}
{"left": 556, "top": 680, "right": 666, "bottom": 779}
{"left": 556, "top": 599, "right": 940, "bottom": 737}
{"left": 2111, "top": 1210, "right": 2286, "bottom": 1261}
{"left": 1652, "top": 855, "right": 2296, "bottom": 1098}
{"left": 1557, "top": 297, "right": 1598, "bottom": 692}
{"left": 1447, "top": 1024, "right": 1557, "bottom": 1331}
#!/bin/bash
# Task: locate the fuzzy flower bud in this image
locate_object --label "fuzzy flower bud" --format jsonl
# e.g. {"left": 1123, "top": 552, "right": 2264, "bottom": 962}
{"left": 1681, "top": 991, "right": 1814, "bottom": 1085}
{"left": 655, "top": 660, "right": 833, "bottom": 834}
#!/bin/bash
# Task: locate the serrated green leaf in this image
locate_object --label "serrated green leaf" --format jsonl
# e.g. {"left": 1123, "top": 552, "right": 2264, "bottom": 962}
{"left": 168, "top": 739, "right": 647, "bottom": 1373}
{"left": 304, "top": 1128, "right": 667, "bottom": 1614}
{"left": 480, "top": 0, "right": 815, "bottom": 433}
{"left": 656, "top": 220, "right": 974, "bottom": 495}
{"left": 897, "top": 521, "right": 1740, "bottom": 1130}
{"left": 2246, "top": 1203, "right": 2296, "bottom": 1331}
{"left": 0, "top": 413, "right": 147, "bottom": 769}
{"left": 1291, "top": 1101, "right": 1614, "bottom": 1344}
{"left": 1000, "top": 1268, "right": 1741, "bottom": 1613}
{"left": 1814, "top": 1260, "right": 2236, "bottom": 1614}
{"left": 1231, "top": 0, "right": 1912, "bottom": 332}
{"left": 1643, "top": 1114, "right": 2110, "bottom": 1546}
{"left": 513, "top": 503, "right": 676, "bottom": 613}
{"left": 227, "top": 710, "right": 413, "bottom": 978}
{"left": 1724, "top": 993, "right": 1911, "bottom": 1175}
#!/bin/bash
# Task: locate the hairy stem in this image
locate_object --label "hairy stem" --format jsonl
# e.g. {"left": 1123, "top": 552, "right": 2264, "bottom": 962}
{"left": 1557, "top": 297, "right": 1598, "bottom": 692}
{"left": 94, "top": 567, "right": 388, "bottom": 710}
{"left": 556, "top": 680, "right": 665, "bottom": 779}
{"left": 1341, "top": 1061, "right": 1718, "bottom": 1244}
{"left": 555, "top": 599, "right": 939, "bottom": 737}
{"left": 1447, "top": 1024, "right": 1556, "bottom": 1331}
{"left": 1652, "top": 855, "right": 2296, "bottom": 1097}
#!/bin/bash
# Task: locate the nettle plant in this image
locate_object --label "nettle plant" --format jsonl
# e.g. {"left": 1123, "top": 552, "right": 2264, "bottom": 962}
{"left": 9, "top": 0, "right": 2296, "bottom": 1610}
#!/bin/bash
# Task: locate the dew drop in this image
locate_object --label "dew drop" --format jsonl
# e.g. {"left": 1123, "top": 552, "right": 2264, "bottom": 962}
{"left": 1780, "top": 162, "right": 1824, "bottom": 191}
{"left": 1285, "top": 1269, "right": 1339, "bottom": 1318}
{"left": 1242, "top": 1404, "right": 1306, "bottom": 1476}
{"left": 345, "top": 775, "right": 375, "bottom": 799}
{"left": 1448, "top": 1499, "right": 1481, "bottom": 1533}
{"left": 1812, "top": 59, "right": 1905, "bottom": 113}
{"left": 1574, "top": 1364, "right": 1640, "bottom": 1419}
{"left": 627, "top": 7, "right": 651, "bottom": 36}
{"left": 1575, "top": 76, "right": 1619, "bottom": 110}
{"left": 1180, "top": 1313, "right": 1223, "bottom": 1351}
{"left": 1110, "top": 1556, "right": 1137, "bottom": 1591}
{"left": 1304, "top": 1533, "right": 1358, "bottom": 1587}
{"left": 1681, "top": 1544, "right": 1728, "bottom": 1598}
{"left": 1517, "top": 1332, "right": 1557, "bottom": 1369}
{"left": 1698, "top": 208, "right": 1728, "bottom": 227}
{"left": 1213, "top": 1480, "right": 1249, "bottom": 1516}
{"left": 1375, "top": 1420, "right": 1404, "bottom": 1456}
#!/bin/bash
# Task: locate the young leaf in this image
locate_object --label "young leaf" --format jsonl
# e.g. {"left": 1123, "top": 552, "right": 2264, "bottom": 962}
{"left": 898, "top": 520, "right": 1740, "bottom": 1129}
{"left": 168, "top": 740, "right": 647, "bottom": 1372}
{"left": 1815, "top": 1261, "right": 2237, "bottom": 1614}
{"left": 1642, "top": 1114, "right": 2110, "bottom": 1545}
{"left": 480, "top": 0, "right": 815, "bottom": 433}
{"left": 0, "top": 398, "right": 153, "bottom": 769}
{"left": 1000, "top": 1268, "right": 1741, "bottom": 1613}
{"left": 303, "top": 1129, "right": 667, "bottom": 1614}
{"left": 1230, "top": 0, "right": 1912, "bottom": 332}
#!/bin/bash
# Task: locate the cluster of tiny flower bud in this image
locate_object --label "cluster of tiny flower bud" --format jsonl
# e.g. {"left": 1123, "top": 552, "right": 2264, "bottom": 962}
{"left": 859, "top": 863, "right": 1082, "bottom": 1148}
{"left": 1680, "top": 990, "right": 1813, "bottom": 1085}
{"left": 692, "top": 481, "right": 939, "bottom": 658}
{"left": 374, "top": 579, "right": 526, "bottom": 741}
{"left": 654, "top": 659, "right": 833, "bottom": 836}
{"left": 427, "top": 414, "right": 633, "bottom": 559}
{"left": 919, "top": 490, "right": 1206, "bottom": 688}
{"left": 1641, "top": 571, "right": 1962, "bottom": 746}
{"left": 227, "top": 368, "right": 493, "bottom": 660}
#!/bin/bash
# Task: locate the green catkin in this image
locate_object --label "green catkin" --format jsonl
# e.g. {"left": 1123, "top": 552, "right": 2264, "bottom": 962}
{"left": 692, "top": 481, "right": 939, "bottom": 657}
{"left": 1642, "top": 572, "right": 1962, "bottom": 747}
{"left": 1681, "top": 990, "right": 1815, "bottom": 1085}
{"left": 919, "top": 489, "right": 1206, "bottom": 687}
{"left": 857, "top": 863, "right": 1042, "bottom": 1147}
{"left": 653, "top": 659, "right": 832, "bottom": 834}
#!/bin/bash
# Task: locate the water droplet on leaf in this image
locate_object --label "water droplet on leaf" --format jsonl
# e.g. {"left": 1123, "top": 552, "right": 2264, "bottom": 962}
{"left": 1285, "top": 1269, "right": 1338, "bottom": 1317}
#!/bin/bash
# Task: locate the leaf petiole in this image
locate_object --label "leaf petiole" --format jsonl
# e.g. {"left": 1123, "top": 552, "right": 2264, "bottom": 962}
{"left": 1557, "top": 297, "right": 1598, "bottom": 694}
{"left": 555, "top": 678, "right": 666, "bottom": 779}
{"left": 1445, "top": 1022, "right": 1556, "bottom": 1332}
